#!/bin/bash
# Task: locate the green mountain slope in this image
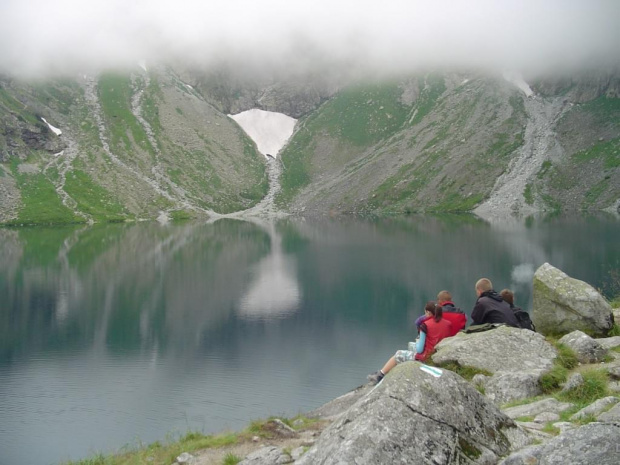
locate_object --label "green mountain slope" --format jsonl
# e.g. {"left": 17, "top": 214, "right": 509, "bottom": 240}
{"left": 0, "top": 67, "right": 268, "bottom": 225}
{"left": 277, "top": 72, "right": 619, "bottom": 215}
{"left": 277, "top": 74, "right": 528, "bottom": 214}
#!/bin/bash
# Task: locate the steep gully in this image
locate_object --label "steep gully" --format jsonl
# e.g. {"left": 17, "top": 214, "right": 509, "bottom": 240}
{"left": 474, "top": 93, "right": 572, "bottom": 220}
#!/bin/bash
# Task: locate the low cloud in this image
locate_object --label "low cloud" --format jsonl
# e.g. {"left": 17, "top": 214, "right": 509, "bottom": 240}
{"left": 1, "top": 0, "right": 619, "bottom": 78}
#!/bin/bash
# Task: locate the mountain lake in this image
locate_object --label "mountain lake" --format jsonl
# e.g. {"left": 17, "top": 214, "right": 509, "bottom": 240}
{"left": 1, "top": 214, "right": 619, "bottom": 464}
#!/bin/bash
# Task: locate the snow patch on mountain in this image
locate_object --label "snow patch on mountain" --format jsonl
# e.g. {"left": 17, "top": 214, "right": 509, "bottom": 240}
{"left": 41, "top": 117, "right": 62, "bottom": 136}
{"left": 502, "top": 71, "right": 534, "bottom": 97}
{"left": 229, "top": 109, "right": 296, "bottom": 158}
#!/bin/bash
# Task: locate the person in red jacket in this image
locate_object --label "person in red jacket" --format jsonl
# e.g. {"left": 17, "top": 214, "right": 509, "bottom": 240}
{"left": 367, "top": 302, "right": 452, "bottom": 385}
{"left": 436, "top": 290, "right": 467, "bottom": 336}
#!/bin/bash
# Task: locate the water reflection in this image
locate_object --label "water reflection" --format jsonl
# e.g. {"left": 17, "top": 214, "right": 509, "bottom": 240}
{"left": 237, "top": 220, "right": 301, "bottom": 319}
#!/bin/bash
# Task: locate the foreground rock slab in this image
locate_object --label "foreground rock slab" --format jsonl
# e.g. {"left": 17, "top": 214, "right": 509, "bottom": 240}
{"left": 297, "top": 362, "right": 530, "bottom": 464}
{"left": 533, "top": 262, "right": 614, "bottom": 336}
{"left": 432, "top": 325, "right": 556, "bottom": 374}
{"left": 499, "top": 423, "right": 620, "bottom": 465}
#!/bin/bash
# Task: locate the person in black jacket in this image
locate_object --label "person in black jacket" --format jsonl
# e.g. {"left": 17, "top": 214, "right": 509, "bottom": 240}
{"left": 471, "top": 278, "right": 520, "bottom": 327}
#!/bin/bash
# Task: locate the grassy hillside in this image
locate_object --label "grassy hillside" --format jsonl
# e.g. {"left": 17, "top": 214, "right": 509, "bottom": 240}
{"left": 0, "top": 68, "right": 268, "bottom": 225}
{"left": 534, "top": 96, "right": 620, "bottom": 211}
{"left": 278, "top": 74, "right": 527, "bottom": 214}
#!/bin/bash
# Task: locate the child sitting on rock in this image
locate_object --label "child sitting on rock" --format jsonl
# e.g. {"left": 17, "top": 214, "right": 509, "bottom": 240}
{"left": 367, "top": 302, "right": 453, "bottom": 385}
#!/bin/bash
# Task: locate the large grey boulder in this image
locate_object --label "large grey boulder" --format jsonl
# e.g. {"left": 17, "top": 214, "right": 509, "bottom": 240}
{"left": 296, "top": 362, "right": 530, "bottom": 464}
{"left": 533, "top": 263, "right": 614, "bottom": 336}
{"left": 499, "top": 423, "right": 620, "bottom": 465}
{"left": 558, "top": 330, "right": 608, "bottom": 363}
{"left": 239, "top": 446, "right": 291, "bottom": 464}
{"left": 432, "top": 325, "right": 557, "bottom": 374}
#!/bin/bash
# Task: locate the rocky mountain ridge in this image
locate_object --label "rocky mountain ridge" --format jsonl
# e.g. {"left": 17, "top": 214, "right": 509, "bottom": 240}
{"left": 1, "top": 67, "right": 619, "bottom": 225}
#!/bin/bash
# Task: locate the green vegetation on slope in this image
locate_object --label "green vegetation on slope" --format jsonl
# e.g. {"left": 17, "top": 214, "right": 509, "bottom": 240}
{"left": 278, "top": 81, "right": 414, "bottom": 206}
{"left": 98, "top": 73, "right": 156, "bottom": 163}
{"left": 277, "top": 78, "right": 452, "bottom": 209}
{"left": 7, "top": 161, "right": 83, "bottom": 226}
{"left": 63, "top": 168, "right": 130, "bottom": 222}
{"left": 0, "top": 85, "right": 41, "bottom": 126}
{"left": 368, "top": 81, "right": 525, "bottom": 213}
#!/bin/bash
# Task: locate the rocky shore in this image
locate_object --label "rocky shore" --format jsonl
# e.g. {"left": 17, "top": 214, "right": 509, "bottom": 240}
{"left": 171, "top": 263, "right": 619, "bottom": 465}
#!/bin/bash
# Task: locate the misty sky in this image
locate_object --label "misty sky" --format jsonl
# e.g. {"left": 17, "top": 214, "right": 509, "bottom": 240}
{"left": 0, "top": 0, "right": 619, "bottom": 78}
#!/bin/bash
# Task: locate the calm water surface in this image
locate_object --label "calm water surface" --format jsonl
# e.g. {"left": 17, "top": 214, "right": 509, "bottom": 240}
{"left": 1, "top": 215, "right": 619, "bottom": 464}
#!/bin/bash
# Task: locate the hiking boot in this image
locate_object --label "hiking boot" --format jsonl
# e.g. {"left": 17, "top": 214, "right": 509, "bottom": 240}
{"left": 367, "top": 371, "right": 384, "bottom": 385}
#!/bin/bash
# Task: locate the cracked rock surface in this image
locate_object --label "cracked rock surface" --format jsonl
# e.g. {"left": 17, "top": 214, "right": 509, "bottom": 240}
{"left": 296, "top": 362, "right": 530, "bottom": 464}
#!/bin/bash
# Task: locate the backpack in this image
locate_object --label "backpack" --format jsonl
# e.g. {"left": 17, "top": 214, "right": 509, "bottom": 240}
{"left": 513, "top": 307, "right": 536, "bottom": 331}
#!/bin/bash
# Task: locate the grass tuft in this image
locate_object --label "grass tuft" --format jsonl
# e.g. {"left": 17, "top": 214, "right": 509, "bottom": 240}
{"left": 557, "top": 368, "right": 609, "bottom": 405}
{"left": 222, "top": 453, "right": 242, "bottom": 465}
{"left": 435, "top": 361, "right": 492, "bottom": 380}
{"left": 555, "top": 343, "right": 579, "bottom": 370}
{"left": 539, "top": 364, "right": 568, "bottom": 393}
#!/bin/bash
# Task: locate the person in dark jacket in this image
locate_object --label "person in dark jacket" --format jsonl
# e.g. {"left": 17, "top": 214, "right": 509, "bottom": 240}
{"left": 471, "top": 278, "right": 519, "bottom": 327}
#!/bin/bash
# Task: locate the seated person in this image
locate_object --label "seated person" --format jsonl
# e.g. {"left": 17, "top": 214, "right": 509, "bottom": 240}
{"left": 471, "top": 278, "right": 519, "bottom": 327}
{"left": 436, "top": 290, "right": 466, "bottom": 335}
{"left": 500, "top": 289, "right": 519, "bottom": 310}
{"left": 367, "top": 302, "right": 452, "bottom": 385}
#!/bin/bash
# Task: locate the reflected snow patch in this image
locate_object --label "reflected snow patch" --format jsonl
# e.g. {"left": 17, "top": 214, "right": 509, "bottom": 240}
{"left": 229, "top": 109, "right": 296, "bottom": 158}
{"left": 511, "top": 263, "right": 535, "bottom": 284}
{"left": 238, "top": 253, "right": 301, "bottom": 319}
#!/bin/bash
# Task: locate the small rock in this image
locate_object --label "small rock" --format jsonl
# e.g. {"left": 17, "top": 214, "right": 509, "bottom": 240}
{"left": 484, "top": 370, "right": 543, "bottom": 405}
{"left": 562, "top": 373, "right": 584, "bottom": 392}
{"left": 239, "top": 446, "right": 291, "bottom": 465}
{"left": 553, "top": 421, "right": 576, "bottom": 434}
{"left": 502, "top": 398, "right": 573, "bottom": 419}
{"left": 597, "top": 403, "right": 620, "bottom": 422}
{"left": 571, "top": 396, "right": 619, "bottom": 420}
{"left": 516, "top": 421, "right": 545, "bottom": 431}
{"left": 595, "top": 336, "right": 620, "bottom": 350}
{"left": 472, "top": 373, "right": 489, "bottom": 387}
{"left": 291, "top": 446, "right": 306, "bottom": 461}
{"left": 559, "top": 331, "right": 608, "bottom": 364}
{"left": 534, "top": 412, "right": 560, "bottom": 423}
{"left": 609, "top": 381, "right": 620, "bottom": 393}
{"left": 176, "top": 452, "right": 196, "bottom": 464}
{"left": 607, "top": 365, "right": 620, "bottom": 380}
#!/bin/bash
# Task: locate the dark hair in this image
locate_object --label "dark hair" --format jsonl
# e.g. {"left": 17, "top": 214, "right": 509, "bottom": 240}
{"left": 500, "top": 289, "right": 514, "bottom": 305}
{"left": 420, "top": 301, "right": 443, "bottom": 333}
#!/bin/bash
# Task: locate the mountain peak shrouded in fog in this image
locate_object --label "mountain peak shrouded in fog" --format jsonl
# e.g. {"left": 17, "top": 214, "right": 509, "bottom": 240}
{"left": 1, "top": 0, "right": 619, "bottom": 78}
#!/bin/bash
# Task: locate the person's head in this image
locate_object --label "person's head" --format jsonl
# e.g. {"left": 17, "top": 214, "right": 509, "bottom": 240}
{"left": 475, "top": 278, "right": 493, "bottom": 297}
{"left": 436, "top": 290, "right": 452, "bottom": 304}
{"left": 424, "top": 301, "right": 443, "bottom": 322}
{"left": 500, "top": 289, "right": 514, "bottom": 305}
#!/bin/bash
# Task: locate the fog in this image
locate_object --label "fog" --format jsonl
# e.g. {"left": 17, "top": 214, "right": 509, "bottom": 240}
{"left": 1, "top": 0, "right": 619, "bottom": 78}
